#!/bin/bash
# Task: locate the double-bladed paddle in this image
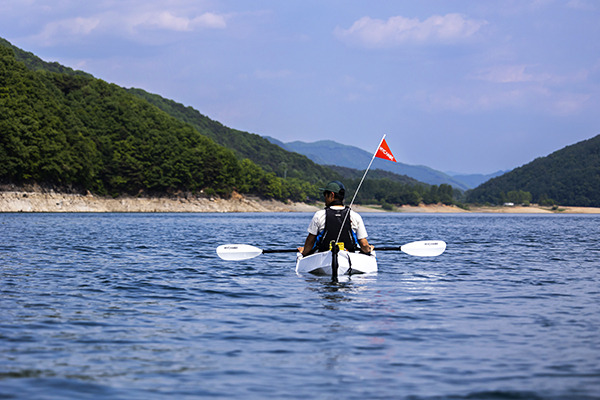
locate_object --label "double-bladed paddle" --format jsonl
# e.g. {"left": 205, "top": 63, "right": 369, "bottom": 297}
{"left": 216, "top": 240, "right": 446, "bottom": 261}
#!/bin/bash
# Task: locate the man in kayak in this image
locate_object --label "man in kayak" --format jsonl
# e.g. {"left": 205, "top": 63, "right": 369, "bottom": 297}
{"left": 298, "top": 180, "right": 374, "bottom": 257}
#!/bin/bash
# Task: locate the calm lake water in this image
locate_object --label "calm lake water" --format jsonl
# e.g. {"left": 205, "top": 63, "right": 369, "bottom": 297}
{"left": 1, "top": 212, "right": 599, "bottom": 400}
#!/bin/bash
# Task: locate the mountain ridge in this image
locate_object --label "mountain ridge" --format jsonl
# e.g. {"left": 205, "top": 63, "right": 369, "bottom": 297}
{"left": 466, "top": 134, "right": 600, "bottom": 207}
{"left": 264, "top": 137, "right": 497, "bottom": 190}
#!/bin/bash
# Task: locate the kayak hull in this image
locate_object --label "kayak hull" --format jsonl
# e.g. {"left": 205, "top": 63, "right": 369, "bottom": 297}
{"left": 295, "top": 250, "right": 377, "bottom": 276}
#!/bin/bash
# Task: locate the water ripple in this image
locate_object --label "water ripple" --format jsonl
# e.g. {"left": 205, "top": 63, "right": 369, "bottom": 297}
{"left": 1, "top": 213, "right": 599, "bottom": 399}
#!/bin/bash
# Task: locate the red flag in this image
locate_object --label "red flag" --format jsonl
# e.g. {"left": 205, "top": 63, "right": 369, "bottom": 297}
{"left": 375, "top": 138, "right": 397, "bottom": 162}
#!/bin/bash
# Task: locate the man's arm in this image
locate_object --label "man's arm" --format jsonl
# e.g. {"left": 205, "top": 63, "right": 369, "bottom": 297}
{"left": 298, "top": 233, "right": 317, "bottom": 257}
{"left": 358, "top": 238, "right": 374, "bottom": 254}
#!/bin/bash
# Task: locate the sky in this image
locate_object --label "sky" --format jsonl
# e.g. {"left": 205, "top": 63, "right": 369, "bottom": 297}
{"left": 2, "top": 0, "right": 599, "bottom": 174}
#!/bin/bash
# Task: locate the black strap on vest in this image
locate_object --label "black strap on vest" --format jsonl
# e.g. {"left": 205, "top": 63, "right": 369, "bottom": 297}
{"left": 317, "top": 207, "right": 357, "bottom": 252}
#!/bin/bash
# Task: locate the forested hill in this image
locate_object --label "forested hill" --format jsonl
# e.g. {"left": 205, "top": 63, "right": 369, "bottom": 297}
{"left": 0, "top": 40, "right": 318, "bottom": 200}
{"left": 0, "top": 38, "right": 91, "bottom": 77}
{"left": 467, "top": 134, "right": 600, "bottom": 207}
{"left": 126, "top": 88, "right": 336, "bottom": 184}
{"left": 1, "top": 37, "right": 451, "bottom": 207}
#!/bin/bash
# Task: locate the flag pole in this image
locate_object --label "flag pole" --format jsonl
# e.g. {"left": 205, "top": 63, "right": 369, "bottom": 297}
{"left": 335, "top": 134, "right": 387, "bottom": 244}
{"left": 347, "top": 134, "right": 386, "bottom": 209}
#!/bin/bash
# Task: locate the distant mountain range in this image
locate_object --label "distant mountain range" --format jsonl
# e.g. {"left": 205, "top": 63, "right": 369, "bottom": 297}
{"left": 265, "top": 138, "right": 506, "bottom": 190}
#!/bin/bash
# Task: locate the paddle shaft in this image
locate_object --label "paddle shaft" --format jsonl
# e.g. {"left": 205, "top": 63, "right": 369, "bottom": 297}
{"left": 262, "top": 243, "right": 387, "bottom": 254}
{"left": 263, "top": 247, "right": 407, "bottom": 254}
{"left": 264, "top": 247, "right": 387, "bottom": 254}
{"left": 266, "top": 246, "right": 429, "bottom": 252}
{"left": 375, "top": 246, "right": 402, "bottom": 251}
{"left": 262, "top": 245, "right": 436, "bottom": 253}
{"left": 262, "top": 249, "right": 299, "bottom": 254}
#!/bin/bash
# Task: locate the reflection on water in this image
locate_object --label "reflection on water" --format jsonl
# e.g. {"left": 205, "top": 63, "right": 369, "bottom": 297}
{"left": 304, "top": 273, "right": 378, "bottom": 308}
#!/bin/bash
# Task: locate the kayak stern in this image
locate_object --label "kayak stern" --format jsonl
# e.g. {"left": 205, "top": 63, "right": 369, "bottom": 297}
{"left": 295, "top": 250, "right": 377, "bottom": 277}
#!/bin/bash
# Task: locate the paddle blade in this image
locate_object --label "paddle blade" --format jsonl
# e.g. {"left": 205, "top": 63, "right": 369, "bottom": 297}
{"left": 216, "top": 244, "right": 263, "bottom": 261}
{"left": 401, "top": 240, "right": 446, "bottom": 257}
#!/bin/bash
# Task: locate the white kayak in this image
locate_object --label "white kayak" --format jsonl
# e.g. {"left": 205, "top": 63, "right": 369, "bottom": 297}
{"left": 295, "top": 250, "right": 377, "bottom": 276}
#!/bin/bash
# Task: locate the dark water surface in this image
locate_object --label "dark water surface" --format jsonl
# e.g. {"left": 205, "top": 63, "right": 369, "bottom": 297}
{"left": 1, "top": 213, "right": 599, "bottom": 399}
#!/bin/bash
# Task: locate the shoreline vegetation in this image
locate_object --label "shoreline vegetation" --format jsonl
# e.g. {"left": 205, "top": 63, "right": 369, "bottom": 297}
{"left": 2, "top": 189, "right": 599, "bottom": 214}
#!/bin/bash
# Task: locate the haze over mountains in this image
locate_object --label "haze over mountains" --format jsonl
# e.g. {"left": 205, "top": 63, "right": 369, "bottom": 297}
{"left": 265, "top": 138, "right": 506, "bottom": 190}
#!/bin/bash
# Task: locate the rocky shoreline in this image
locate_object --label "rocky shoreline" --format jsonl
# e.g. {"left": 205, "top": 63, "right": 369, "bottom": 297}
{"left": 1, "top": 190, "right": 599, "bottom": 214}
{"left": 0, "top": 190, "right": 318, "bottom": 213}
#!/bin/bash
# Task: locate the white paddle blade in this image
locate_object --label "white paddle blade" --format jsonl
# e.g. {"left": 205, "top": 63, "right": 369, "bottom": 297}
{"left": 401, "top": 240, "right": 446, "bottom": 257}
{"left": 216, "top": 244, "right": 263, "bottom": 261}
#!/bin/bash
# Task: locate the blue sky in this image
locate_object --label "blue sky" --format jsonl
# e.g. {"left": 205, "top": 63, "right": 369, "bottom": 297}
{"left": 2, "top": 0, "right": 599, "bottom": 174}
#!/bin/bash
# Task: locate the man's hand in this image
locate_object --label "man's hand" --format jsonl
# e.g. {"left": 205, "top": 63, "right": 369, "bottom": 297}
{"left": 358, "top": 238, "right": 374, "bottom": 254}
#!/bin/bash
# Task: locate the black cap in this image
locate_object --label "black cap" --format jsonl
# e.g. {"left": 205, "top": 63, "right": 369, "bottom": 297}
{"left": 319, "top": 181, "right": 345, "bottom": 194}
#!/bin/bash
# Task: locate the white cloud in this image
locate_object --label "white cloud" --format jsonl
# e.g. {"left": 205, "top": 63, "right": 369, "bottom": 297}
{"left": 335, "top": 13, "right": 487, "bottom": 48}
{"left": 133, "top": 11, "right": 226, "bottom": 31}
{"left": 32, "top": 7, "right": 227, "bottom": 45}
{"left": 36, "top": 17, "right": 101, "bottom": 44}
